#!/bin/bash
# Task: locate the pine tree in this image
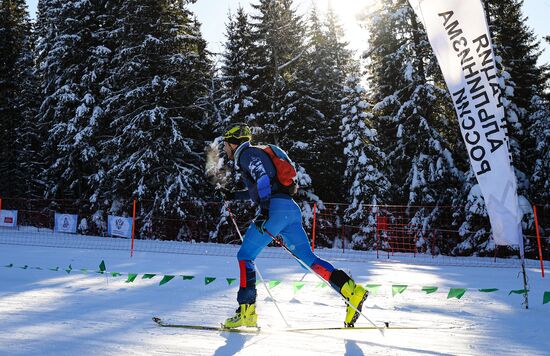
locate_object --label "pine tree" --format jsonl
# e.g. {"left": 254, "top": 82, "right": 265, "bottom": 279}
{"left": 247, "top": 0, "right": 321, "bottom": 228}
{"left": 363, "top": 0, "right": 464, "bottom": 254}
{"left": 0, "top": 0, "right": 35, "bottom": 197}
{"left": 102, "top": 0, "right": 212, "bottom": 225}
{"left": 303, "top": 5, "right": 355, "bottom": 203}
{"left": 484, "top": 0, "right": 546, "bottom": 199}
{"left": 36, "top": 0, "right": 114, "bottom": 203}
{"left": 219, "top": 6, "right": 259, "bottom": 127}
{"left": 341, "top": 75, "right": 390, "bottom": 250}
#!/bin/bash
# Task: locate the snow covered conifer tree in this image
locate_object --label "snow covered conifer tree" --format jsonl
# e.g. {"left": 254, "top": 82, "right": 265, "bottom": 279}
{"left": 102, "top": 0, "right": 212, "bottom": 223}
{"left": 0, "top": 0, "right": 35, "bottom": 197}
{"left": 36, "top": 0, "right": 115, "bottom": 202}
{"left": 248, "top": 0, "right": 321, "bottom": 224}
{"left": 363, "top": 0, "right": 464, "bottom": 254}
{"left": 484, "top": 0, "right": 546, "bottom": 199}
{"left": 341, "top": 75, "right": 390, "bottom": 250}
{"left": 219, "top": 6, "right": 259, "bottom": 127}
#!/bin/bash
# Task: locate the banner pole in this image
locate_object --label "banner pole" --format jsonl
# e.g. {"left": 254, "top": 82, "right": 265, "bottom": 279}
{"left": 521, "top": 258, "right": 529, "bottom": 309}
{"left": 533, "top": 204, "right": 545, "bottom": 278}
{"left": 131, "top": 199, "right": 136, "bottom": 257}
{"left": 311, "top": 203, "right": 317, "bottom": 252}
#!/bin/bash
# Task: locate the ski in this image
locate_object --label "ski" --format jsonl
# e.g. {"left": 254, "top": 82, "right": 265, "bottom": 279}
{"left": 286, "top": 325, "right": 418, "bottom": 332}
{"left": 152, "top": 317, "right": 260, "bottom": 334}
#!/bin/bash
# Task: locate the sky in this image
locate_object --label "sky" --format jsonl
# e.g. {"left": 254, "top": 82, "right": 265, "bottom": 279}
{"left": 25, "top": 0, "right": 550, "bottom": 64}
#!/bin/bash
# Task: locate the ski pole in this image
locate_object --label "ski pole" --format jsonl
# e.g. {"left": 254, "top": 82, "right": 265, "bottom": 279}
{"left": 262, "top": 227, "right": 384, "bottom": 334}
{"left": 227, "top": 207, "right": 291, "bottom": 328}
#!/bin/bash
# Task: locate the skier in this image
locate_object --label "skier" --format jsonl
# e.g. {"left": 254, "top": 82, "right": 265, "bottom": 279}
{"left": 220, "top": 123, "right": 368, "bottom": 328}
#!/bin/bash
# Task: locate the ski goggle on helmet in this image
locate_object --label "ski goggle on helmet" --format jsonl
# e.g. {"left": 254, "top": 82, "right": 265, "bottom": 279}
{"left": 223, "top": 123, "right": 252, "bottom": 145}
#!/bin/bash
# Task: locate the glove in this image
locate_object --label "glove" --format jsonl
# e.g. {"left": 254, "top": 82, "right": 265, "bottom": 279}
{"left": 217, "top": 188, "right": 235, "bottom": 201}
{"left": 254, "top": 206, "right": 269, "bottom": 234}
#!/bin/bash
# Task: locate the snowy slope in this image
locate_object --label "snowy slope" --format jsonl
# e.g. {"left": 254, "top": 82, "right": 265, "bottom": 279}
{"left": 0, "top": 238, "right": 548, "bottom": 356}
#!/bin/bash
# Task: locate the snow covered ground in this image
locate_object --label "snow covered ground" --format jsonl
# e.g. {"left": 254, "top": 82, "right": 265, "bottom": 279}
{"left": 1, "top": 235, "right": 549, "bottom": 355}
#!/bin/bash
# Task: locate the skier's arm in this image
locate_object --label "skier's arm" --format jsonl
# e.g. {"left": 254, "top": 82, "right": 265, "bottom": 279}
{"left": 247, "top": 155, "right": 271, "bottom": 211}
{"left": 239, "top": 149, "right": 271, "bottom": 209}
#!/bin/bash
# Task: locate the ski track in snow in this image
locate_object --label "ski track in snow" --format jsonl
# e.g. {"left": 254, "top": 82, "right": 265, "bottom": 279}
{"left": 0, "top": 241, "right": 548, "bottom": 356}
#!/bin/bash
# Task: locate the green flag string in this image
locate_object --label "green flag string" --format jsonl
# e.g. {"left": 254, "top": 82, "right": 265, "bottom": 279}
{"left": 479, "top": 288, "right": 499, "bottom": 293}
{"left": 205, "top": 277, "right": 216, "bottom": 285}
{"left": 509, "top": 289, "right": 529, "bottom": 295}
{"left": 110, "top": 272, "right": 122, "bottom": 277}
{"left": 269, "top": 280, "right": 281, "bottom": 289}
{"left": 125, "top": 274, "right": 138, "bottom": 283}
{"left": 392, "top": 285, "right": 407, "bottom": 296}
{"left": 182, "top": 275, "right": 194, "bottom": 280}
{"left": 447, "top": 288, "right": 466, "bottom": 299}
{"left": 293, "top": 282, "right": 305, "bottom": 294}
{"left": 422, "top": 286, "right": 438, "bottom": 294}
{"left": 365, "top": 284, "right": 381, "bottom": 296}
{"left": 142, "top": 274, "right": 156, "bottom": 279}
{"left": 99, "top": 260, "right": 106, "bottom": 273}
{"left": 159, "top": 275, "right": 175, "bottom": 286}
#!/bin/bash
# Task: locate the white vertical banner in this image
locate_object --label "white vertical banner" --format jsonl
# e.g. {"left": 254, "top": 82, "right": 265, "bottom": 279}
{"left": 0, "top": 210, "right": 17, "bottom": 227}
{"left": 108, "top": 215, "right": 133, "bottom": 238}
{"left": 408, "top": 0, "right": 523, "bottom": 250}
{"left": 54, "top": 213, "right": 78, "bottom": 233}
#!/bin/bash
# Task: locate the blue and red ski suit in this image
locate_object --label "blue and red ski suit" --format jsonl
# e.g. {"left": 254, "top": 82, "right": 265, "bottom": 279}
{"left": 232, "top": 141, "right": 338, "bottom": 305}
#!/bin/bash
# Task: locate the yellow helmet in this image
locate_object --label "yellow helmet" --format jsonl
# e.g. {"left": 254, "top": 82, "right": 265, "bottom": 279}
{"left": 223, "top": 123, "right": 252, "bottom": 144}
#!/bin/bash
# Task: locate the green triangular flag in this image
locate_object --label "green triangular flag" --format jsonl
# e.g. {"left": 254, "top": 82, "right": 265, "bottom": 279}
{"left": 226, "top": 278, "right": 237, "bottom": 286}
{"left": 99, "top": 260, "right": 106, "bottom": 273}
{"left": 19, "top": 265, "right": 28, "bottom": 270}
{"left": 182, "top": 275, "right": 195, "bottom": 280}
{"left": 508, "top": 289, "right": 529, "bottom": 295}
{"left": 269, "top": 280, "right": 281, "bottom": 289}
{"left": 159, "top": 275, "right": 175, "bottom": 286}
{"left": 80, "top": 269, "right": 88, "bottom": 274}
{"left": 543, "top": 292, "right": 550, "bottom": 305}
{"left": 110, "top": 272, "right": 122, "bottom": 277}
{"left": 125, "top": 273, "right": 138, "bottom": 283}
{"left": 422, "top": 286, "right": 438, "bottom": 294}
{"left": 447, "top": 288, "right": 467, "bottom": 299}
{"left": 4, "top": 263, "right": 13, "bottom": 268}
{"left": 365, "top": 284, "right": 381, "bottom": 296}
{"left": 205, "top": 277, "right": 216, "bottom": 285}
{"left": 316, "top": 282, "right": 328, "bottom": 288}
{"left": 479, "top": 288, "right": 499, "bottom": 293}
{"left": 392, "top": 285, "right": 408, "bottom": 296}
{"left": 293, "top": 282, "right": 305, "bottom": 294}
{"left": 142, "top": 274, "right": 156, "bottom": 279}
{"left": 65, "top": 264, "right": 73, "bottom": 274}
{"left": 49, "top": 267, "right": 59, "bottom": 272}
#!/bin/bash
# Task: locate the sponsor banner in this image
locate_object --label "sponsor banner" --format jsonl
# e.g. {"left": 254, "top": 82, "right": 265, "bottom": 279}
{"left": 409, "top": 0, "right": 523, "bottom": 248}
{"left": 0, "top": 210, "right": 17, "bottom": 227}
{"left": 107, "top": 215, "right": 133, "bottom": 238}
{"left": 54, "top": 213, "right": 78, "bottom": 234}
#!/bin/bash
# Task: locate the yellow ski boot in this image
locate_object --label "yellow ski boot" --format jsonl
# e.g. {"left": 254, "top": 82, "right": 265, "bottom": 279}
{"left": 223, "top": 304, "right": 258, "bottom": 329}
{"left": 340, "top": 280, "right": 368, "bottom": 327}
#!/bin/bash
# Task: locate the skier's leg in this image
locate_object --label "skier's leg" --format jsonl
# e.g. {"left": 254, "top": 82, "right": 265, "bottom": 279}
{"left": 235, "top": 199, "right": 292, "bottom": 305}
{"left": 279, "top": 201, "right": 368, "bottom": 327}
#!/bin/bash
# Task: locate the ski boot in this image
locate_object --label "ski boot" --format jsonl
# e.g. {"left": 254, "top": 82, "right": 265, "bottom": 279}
{"left": 223, "top": 304, "right": 258, "bottom": 328}
{"left": 340, "top": 279, "right": 368, "bottom": 327}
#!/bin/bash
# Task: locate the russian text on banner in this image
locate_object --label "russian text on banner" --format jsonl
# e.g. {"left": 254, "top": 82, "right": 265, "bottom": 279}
{"left": 408, "top": 0, "right": 523, "bottom": 252}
